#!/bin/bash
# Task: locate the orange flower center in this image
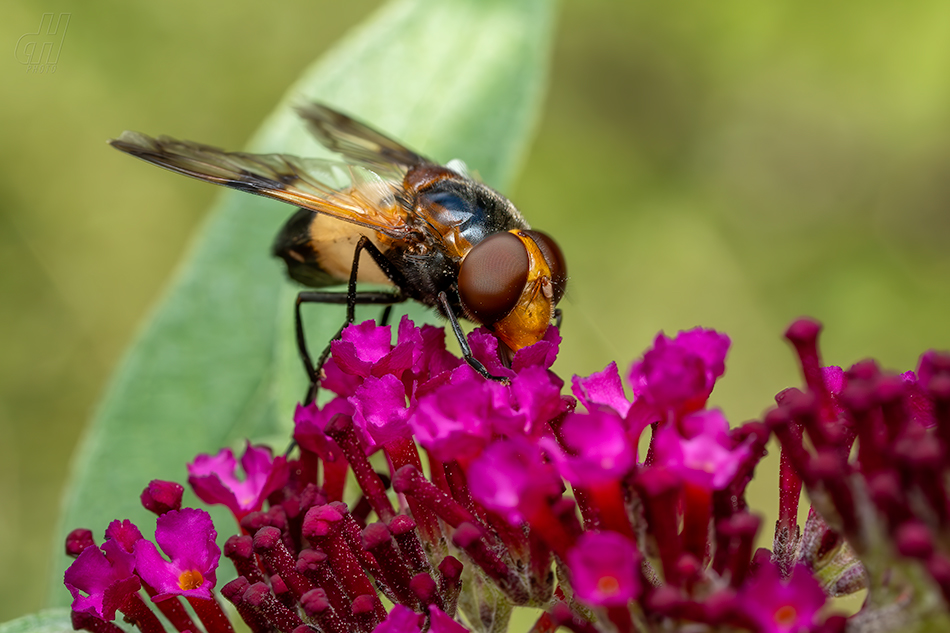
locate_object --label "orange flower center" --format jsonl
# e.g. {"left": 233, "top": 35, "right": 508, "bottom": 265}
{"left": 178, "top": 569, "right": 204, "bottom": 591}
{"left": 597, "top": 575, "right": 621, "bottom": 596}
{"left": 774, "top": 604, "right": 797, "bottom": 626}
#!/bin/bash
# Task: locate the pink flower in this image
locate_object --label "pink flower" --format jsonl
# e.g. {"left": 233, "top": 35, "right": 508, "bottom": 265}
{"left": 510, "top": 365, "right": 569, "bottom": 437}
{"left": 408, "top": 320, "right": 464, "bottom": 385}
{"left": 512, "top": 325, "right": 562, "bottom": 372}
{"left": 468, "top": 437, "right": 562, "bottom": 524}
{"left": 104, "top": 519, "right": 144, "bottom": 552}
{"left": 628, "top": 328, "right": 730, "bottom": 420}
{"left": 324, "top": 318, "right": 423, "bottom": 396}
{"left": 543, "top": 408, "right": 636, "bottom": 487}
{"left": 566, "top": 531, "right": 641, "bottom": 607}
{"left": 467, "top": 327, "right": 519, "bottom": 379}
{"left": 65, "top": 538, "right": 140, "bottom": 621}
{"left": 572, "top": 361, "right": 632, "bottom": 418}
{"left": 350, "top": 373, "right": 413, "bottom": 448}
{"left": 371, "top": 604, "right": 422, "bottom": 632}
{"left": 467, "top": 326, "right": 562, "bottom": 379}
{"left": 294, "top": 396, "right": 352, "bottom": 461}
{"left": 652, "top": 408, "right": 750, "bottom": 490}
{"left": 737, "top": 561, "right": 827, "bottom": 633}
{"left": 428, "top": 604, "right": 470, "bottom": 633}
{"left": 410, "top": 365, "right": 520, "bottom": 464}
{"left": 133, "top": 508, "right": 220, "bottom": 601}
{"left": 187, "top": 442, "right": 289, "bottom": 520}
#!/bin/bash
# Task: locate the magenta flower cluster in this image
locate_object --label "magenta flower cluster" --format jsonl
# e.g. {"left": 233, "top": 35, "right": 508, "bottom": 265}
{"left": 64, "top": 317, "right": 950, "bottom": 632}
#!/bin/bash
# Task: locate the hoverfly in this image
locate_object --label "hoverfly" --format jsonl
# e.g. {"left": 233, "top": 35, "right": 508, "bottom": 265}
{"left": 110, "top": 104, "right": 567, "bottom": 401}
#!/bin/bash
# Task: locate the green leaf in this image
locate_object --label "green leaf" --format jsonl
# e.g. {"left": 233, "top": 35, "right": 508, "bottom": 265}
{"left": 47, "top": 0, "right": 555, "bottom": 611}
{"left": 0, "top": 610, "right": 77, "bottom": 633}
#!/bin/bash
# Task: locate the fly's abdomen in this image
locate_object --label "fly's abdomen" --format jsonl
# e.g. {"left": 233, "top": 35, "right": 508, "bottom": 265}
{"left": 273, "top": 208, "right": 393, "bottom": 288}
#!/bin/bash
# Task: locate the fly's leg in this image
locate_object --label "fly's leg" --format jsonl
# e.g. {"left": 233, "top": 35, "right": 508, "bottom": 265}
{"left": 379, "top": 304, "right": 395, "bottom": 327}
{"left": 296, "top": 236, "right": 409, "bottom": 405}
{"left": 295, "top": 289, "right": 405, "bottom": 403}
{"left": 437, "top": 291, "right": 510, "bottom": 384}
{"left": 554, "top": 308, "right": 563, "bottom": 329}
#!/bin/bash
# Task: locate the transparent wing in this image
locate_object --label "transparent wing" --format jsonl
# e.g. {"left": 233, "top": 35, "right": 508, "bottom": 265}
{"left": 296, "top": 103, "right": 432, "bottom": 178}
{"left": 109, "top": 131, "right": 412, "bottom": 239}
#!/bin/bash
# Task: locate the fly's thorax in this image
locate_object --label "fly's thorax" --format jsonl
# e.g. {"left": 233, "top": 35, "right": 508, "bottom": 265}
{"left": 405, "top": 164, "right": 529, "bottom": 259}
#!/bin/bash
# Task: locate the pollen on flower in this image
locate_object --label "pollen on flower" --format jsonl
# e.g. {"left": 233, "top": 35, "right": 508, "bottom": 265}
{"left": 774, "top": 604, "right": 798, "bottom": 626}
{"left": 596, "top": 575, "right": 621, "bottom": 596}
{"left": 178, "top": 569, "right": 204, "bottom": 591}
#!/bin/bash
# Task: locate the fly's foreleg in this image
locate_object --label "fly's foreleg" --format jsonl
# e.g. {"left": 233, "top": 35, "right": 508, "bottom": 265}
{"left": 437, "top": 291, "right": 510, "bottom": 385}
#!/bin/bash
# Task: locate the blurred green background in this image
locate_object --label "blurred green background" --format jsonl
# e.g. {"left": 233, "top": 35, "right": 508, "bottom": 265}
{"left": 3, "top": 0, "right": 950, "bottom": 623}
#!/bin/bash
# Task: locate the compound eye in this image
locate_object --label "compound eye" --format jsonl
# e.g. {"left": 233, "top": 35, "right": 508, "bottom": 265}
{"left": 458, "top": 232, "right": 529, "bottom": 326}
{"left": 523, "top": 230, "right": 567, "bottom": 304}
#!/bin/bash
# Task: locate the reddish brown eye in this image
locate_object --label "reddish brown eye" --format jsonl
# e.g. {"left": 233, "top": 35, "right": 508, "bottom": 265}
{"left": 458, "top": 232, "right": 529, "bottom": 325}
{"left": 523, "top": 230, "right": 567, "bottom": 304}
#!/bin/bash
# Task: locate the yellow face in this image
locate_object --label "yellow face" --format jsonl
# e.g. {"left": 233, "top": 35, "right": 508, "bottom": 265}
{"left": 458, "top": 229, "right": 566, "bottom": 354}
{"left": 489, "top": 230, "right": 557, "bottom": 352}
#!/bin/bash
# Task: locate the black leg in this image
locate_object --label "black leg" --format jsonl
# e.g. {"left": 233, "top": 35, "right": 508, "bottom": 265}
{"left": 554, "top": 307, "right": 563, "bottom": 329}
{"left": 345, "top": 236, "right": 411, "bottom": 324}
{"left": 379, "top": 304, "right": 394, "bottom": 327}
{"left": 295, "top": 289, "right": 405, "bottom": 403}
{"left": 437, "top": 291, "right": 510, "bottom": 384}
{"left": 297, "top": 236, "right": 409, "bottom": 404}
